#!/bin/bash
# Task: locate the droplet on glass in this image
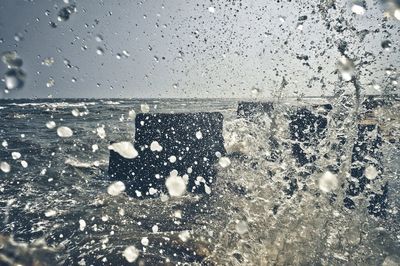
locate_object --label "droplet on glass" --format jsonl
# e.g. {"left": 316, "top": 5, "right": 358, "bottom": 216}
{"left": 57, "top": 126, "right": 73, "bottom": 138}
{"left": 0, "top": 162, "right": 11, "bottom": 173}
{"left": 351, "top": 4, "right": 365, "bottom": 15}
{"left": 46, "top": 78, "right": 55, "bottom": 88}
{"left": 96, "top": 47, "right": 104, "bottom": 55}
{"left": 4, "top": 69, "right": 26, "bottom": 90}
{"left": 1, "top": 51, "right": 23, "bottom": 68}
{"left": 95, "top": 34, "right": 103, "bottom": 42}
{"left": 381, "top": 40, "right": 392, "bottom": 51}
{"left": 57, "top": 4, "right": 77, "bottom": 22}
{"left": 41, "top": 57, "right": 54, "bottom": 66}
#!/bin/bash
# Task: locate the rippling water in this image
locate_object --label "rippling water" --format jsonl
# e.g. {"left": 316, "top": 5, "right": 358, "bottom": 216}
{"left": 0, "top": 97, "right": 399, "bottom": 265}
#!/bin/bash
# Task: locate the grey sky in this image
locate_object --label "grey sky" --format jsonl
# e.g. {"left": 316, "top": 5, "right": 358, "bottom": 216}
{"left": 0, "top": 0, "right": 399, "bottom": 98}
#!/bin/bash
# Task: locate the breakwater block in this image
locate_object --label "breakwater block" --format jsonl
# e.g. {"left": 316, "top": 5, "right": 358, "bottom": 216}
{"left": 108, "top": 112, "right": 226, "bottom": 198}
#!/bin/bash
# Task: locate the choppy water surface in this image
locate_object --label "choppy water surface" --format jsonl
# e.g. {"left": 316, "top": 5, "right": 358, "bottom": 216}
{"left": 0, "top": 97, "right": 399, "bottom": 265}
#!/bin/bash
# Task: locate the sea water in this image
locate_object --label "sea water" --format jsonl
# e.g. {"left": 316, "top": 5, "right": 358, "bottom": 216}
{"left": 0, "top": 97, "right": 399, "bottom": 265}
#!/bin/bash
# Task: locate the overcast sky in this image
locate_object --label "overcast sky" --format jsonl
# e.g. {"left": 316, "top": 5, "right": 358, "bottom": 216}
{"left": 0, "top": 0, "right": 398, "bottom": 98}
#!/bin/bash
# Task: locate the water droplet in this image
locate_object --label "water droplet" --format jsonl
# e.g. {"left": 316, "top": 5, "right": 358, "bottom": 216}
{"left": 108, "top": 142, "right": 138, "bottom": 159}
{"left": 14, "top": 33, "right": 23, "bottom": 42}
{"left": 140, "top": 103, "right": 150, "bottom": 113}
{"left": 41, "top": 57, "right": 54, "bottom": 66}
{"left": 96, "top": 47, "right": 104, "bottom": 55}
{"left": 236, "top": 221, "right": 249, "bottom": 234}
{"left": 57, "top": 4, "right": 77, "bottom": 22}
{"left": 123, "top": 246, "right": 139, "bottom": 263}
{"left": 251, "top": 87, "right": 260, "bottom": 96}
{"left": 150, "top": 141, "right": 163, "bottom": 152}
{"left": 1, "top": 51, "right": 23, "bottom": 68}
{"left": 318, "top": 171, "right": 338, "bottom": 193}
{"left": 46, "top": 77, "right": 55, "bottom": 88}
{"left": 57, "top": 126, "right": 73, "bottom": 138}
{"left": 0, "top": 162, "right": 11, "bottom": 173}
{"left": 219, "top": 157, "right": 231, "bottom": 168}
{"left": 95, "top": 34, "right": 103, "bottom": 42}
{"left": 337, "top": 56, "right": 354, "bottom": 82}
{"left": 381, "top": 40, "right": 392, "bottom": 51}
{"left": 351, "top": 4, "right": 365, "bottom": 15}
{"left": 4, "top": 69, "right": 26, "bottom": 90}
{"left": 11, "top": 152, "right": 21, "bottom": 160}
{"left": 165, "top": 173, "right": 186, "bottom": 197}
{"left": 107, "top": 181, "right": 126, "bottom": 196}
{"left": 46, "top": 121, "right": 56, "bottom": 129}
{"left": 79, "top": 219, "right": 86, "bottom": 231}
{"left": 364, "top": 165, "right": 378, "bottom": 180}
{"left": 395, "top": 9, "right": 400, "bottom": 20}
{"left": 122, "top": 50, "right": 130, "bottom": 57}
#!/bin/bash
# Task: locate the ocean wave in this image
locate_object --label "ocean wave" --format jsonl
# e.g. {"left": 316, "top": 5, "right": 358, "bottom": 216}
{"left": 8, "top": 102, "right": 98, "bottom": 108}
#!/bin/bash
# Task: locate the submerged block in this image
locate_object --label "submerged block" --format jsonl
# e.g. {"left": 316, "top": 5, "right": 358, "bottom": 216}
{"left": 108, "top": 112, "right": 226, "bottom": 198}
{"left": 288, "top": 106, "right": 330, "bottom": 166}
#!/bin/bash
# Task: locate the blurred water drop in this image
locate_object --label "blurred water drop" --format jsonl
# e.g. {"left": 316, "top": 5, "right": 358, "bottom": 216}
{"left": 57, "top": 4, "right": 77, "bottom": 22}
{"left": 14, "top": 33, "right": 23, "bottom": 42}
{"left": 95, "top": 35, "right": 103, "bottom": 42}
{"left": 351, "top": 4, "right": 366, "bottom": 15}
{"left": 107, "top": 181, "right": 126, "bottom": 196}
{"left": 96, "top": 47, "right": 104, "bottom": 55}
{"left": 0, "top": 162, "right": 11, "bottom": 173}
{"left": 11, "top": 152, "right": 21, "bottom": 160}
{"left": 337, "top": 56, "right": 354, "bottom": 82}
{"left": 381, "top": 40, "right": 392, "bottom": 51}
{"left": 251, "top": 87, "right": 260, "bottom": 96}
{"left": 4, "top": 69, "right": 26, "bottom": 90}
{"left": 236, "top": 221, "right": 249, "bottom": 235}
{"left": 41, "top": 57, "right": 54, "bottom": 66}
{"left": 57, "top": 126, "right": 73, "bottom": 138}
{"left": 122, "top": 50, "right": 130, "bottom": 57}
{"left": 395, "top": 9, "right": 400, "bottom": 20}
{"left": 123, "top": 246, "right": 139, "bottom": 263}
{"left": 46, "top": 78, "right": 55, "bottom": 88}
{"left": 1, "top": 51, "right": 23, "bottom": 68}
{"left": 46, "top": 121, "right": 56, "bottom": 129}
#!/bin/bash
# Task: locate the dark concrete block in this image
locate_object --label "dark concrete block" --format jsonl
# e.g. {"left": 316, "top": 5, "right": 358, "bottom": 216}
{"left": 108, "top": 112, "right": 226, "bottom": 198}
{"left": 344, "top": 124, "right": 388, "bottom": 217}
{"left": 288, "top": 107, "right": 330, "bottom": 166}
